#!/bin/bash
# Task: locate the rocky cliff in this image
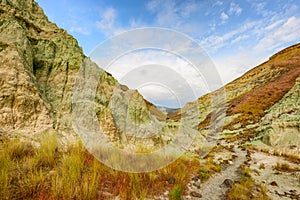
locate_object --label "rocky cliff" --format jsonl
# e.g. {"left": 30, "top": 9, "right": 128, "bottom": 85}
{"left": 0, "top": 0, "right": 167, "bottom": 149}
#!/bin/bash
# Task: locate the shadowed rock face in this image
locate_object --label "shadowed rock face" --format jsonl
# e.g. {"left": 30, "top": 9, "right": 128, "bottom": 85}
{"left": 0, "top": 0, "right": 166, "bottom": 148}
{"left": 0, "top": 0, "right": 87, "bottom": 133}
{"left": 0, "top": 0, "right": 58, "bottom": 132}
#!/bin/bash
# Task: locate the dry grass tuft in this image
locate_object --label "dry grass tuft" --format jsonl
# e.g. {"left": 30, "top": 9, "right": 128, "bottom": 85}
{"left": 0, "top": 135, "right": 201, "bottom": 199}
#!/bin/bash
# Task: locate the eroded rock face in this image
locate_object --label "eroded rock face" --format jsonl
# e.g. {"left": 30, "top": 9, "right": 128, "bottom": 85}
{"left": 259, "top": 76, "right": 300, "bottom": 147}
{"left": 0, "top": 0, "right": 167, "bottom": 150}
{"left": 0, "top": 0, "right": 56, "bottom": 132}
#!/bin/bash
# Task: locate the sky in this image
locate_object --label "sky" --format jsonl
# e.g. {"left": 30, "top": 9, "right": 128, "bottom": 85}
{"left": 36, "top": 0, "right": 300, "bottom": 108}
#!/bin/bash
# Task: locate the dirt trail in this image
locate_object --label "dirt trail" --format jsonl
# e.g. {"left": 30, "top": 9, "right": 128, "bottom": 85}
{"left": 184, "top": 147, "right": 246, "bottom": 200}
{"left": 249, "top": 151, "right": 300, "bottom": 200}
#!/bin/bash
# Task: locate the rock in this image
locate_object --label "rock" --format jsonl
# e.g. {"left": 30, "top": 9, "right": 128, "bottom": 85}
{"left": 198, "top": 149, "right": 207, "bottom": 157}
{"left": 289, "top": 190, "right": 296, "bottom": 194}
{"left": 190, "top": 191, "right": 202, "bottom": 198}
{"left": 168, "top": 177, "right": 176, "bottom": 184}
{"left": 193, "top": 182, "right": 201, "bottom": 189}
{"left": 270, "top": 181, "right": 278, "bottom": 187}
{"left": 229, "top": 145, "right": 235, "bottom": 152}
{"left": 220, "top": 179, "right": 234, "bottom": 188}
{"left": 223, "top": 160, "right": 229, "bottom": 165}
{"left": 246, "top": 149, "right": 251, "bottom": 154}
{"left": 191, "top": 175, "right": 200, "bottom": 181}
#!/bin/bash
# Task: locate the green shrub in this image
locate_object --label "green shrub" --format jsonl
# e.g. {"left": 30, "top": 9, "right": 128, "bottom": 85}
{"left": 169, "top": 185, "right": 182, "bottom": 200}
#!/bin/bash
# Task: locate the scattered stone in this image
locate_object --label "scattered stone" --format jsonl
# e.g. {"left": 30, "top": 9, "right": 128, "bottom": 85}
{"left": 229, "top": 145, "right": 235, "bottom": 152}
{"left": 275, "top": 190, "right": 284, "bottom": 197}
{"left": 190, "top": 191, "right": 202, "bottom": 198}
{"left": 198, "top": 149, "right": 207, "bottom": 157}
{"left": 215, "top": 160, "right": 220, "bottom": 165}
{"left": 270, "top": 181, "right": 278, "bottom": 187}
{"left": 228, "top": 160, "right": 233, "bottom": 165}
{"left": 168, "top": 177, "right": 176, "bottom": 184}
{"left": 192, "top": 175, "right": 200, "bottom": 181}
{"left": 193, "top": 182, "right": 201, "bottom": 189}
{"left": 274, "top": 171, "right": 281, "bottom": 175}
{"left": 223, "top": 160, "right": 229, "bottom": 165}
{"left": 164, "top": 191, "right": 169, "bottom": 196}
{"left": 246, "top": 150, "right": 251, "bottom": 156}
{"left": 289, "top": 145, "right": 297, "bottom": 149}
{"left": 289, "top": 190, "right": 296, "bottom": 194}
{"left": 220, "top": 179, "right": 234, "bottom": 188}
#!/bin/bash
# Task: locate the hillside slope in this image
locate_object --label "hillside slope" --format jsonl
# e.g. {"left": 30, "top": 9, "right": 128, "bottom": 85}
{"left": 170, "top": 43, "right": 300, "bottom": 150}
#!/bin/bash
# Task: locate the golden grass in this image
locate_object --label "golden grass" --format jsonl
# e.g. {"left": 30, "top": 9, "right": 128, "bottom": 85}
{"left": 0, "top": 134, "right": 201, "bottom": 199}
{"left": 272, "top": 162, "right": 299, "bottom": 172}
{"left": 226, "top": 178, "right": 270, "bottom": 200}
{"left": 227, "top": 165, "right": 270, "bottom": 200}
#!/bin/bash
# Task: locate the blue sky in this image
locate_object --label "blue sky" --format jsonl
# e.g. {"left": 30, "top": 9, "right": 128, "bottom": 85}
{"left": 36, "top": 0, "right": 300, "bottom": 107}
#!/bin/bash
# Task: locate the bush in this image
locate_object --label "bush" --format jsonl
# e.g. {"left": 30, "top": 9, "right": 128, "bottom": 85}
{"left": 169, "top": 185, "right": 182, "bottom": 200}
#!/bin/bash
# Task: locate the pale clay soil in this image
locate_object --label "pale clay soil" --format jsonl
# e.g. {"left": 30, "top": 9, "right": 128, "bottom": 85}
{"left": 143, "top": 141, "right": 300, "bottom": 200}
{"left": 184, "top": 143, "right": 300, "bottom": 200}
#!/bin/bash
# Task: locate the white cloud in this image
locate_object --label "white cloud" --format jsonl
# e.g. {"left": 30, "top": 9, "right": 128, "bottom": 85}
{"left": 200, "top": 21, "right": 257, "bottom": 53}
{"left": 214, "top": 1, "right": 223, "bottom": 7}
{"left": 146, "top": 0, "right": 179, "bottom": 26}
{"left": 70, "top": 26, "right": 90, "bottom": 35}
{"left": 179, "top": 1, "right": 198, "bottom": 18}
{"left": 96, "top": 7, "right": 125, "bottom": 36}
{"left": 231, "top": 35, "right": 249, "bottom": 44}
{"left": 145, "top": 0, "right": 200, "bottom": 32}
{"left": 96, "top": 7, "right": 116, "bottom": 30}
{"left": 91, "top": 0, "right": 300, "bottom": 107}
{"left": 213, "top": 50, "right": 268, "bottom": 84}
{"left": 249, "top": 1, "right": 272, "bottom": 17}
{"left": 220, "top": 12, "right": 228, "bottom": 21}
{"left": 105, "top": 49, "right": 210, "bottom": 107}
{"left": 255, "top": 16, "right": 300, "bottom": 51}
{"left": 229, "top": 2, "right": 242, "bottom": 16}
{"left": 129, "top": 18, "right": 146, "bottom": 28}
{"left": 265, "top": 19, "right": 285, "bottom": 31}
